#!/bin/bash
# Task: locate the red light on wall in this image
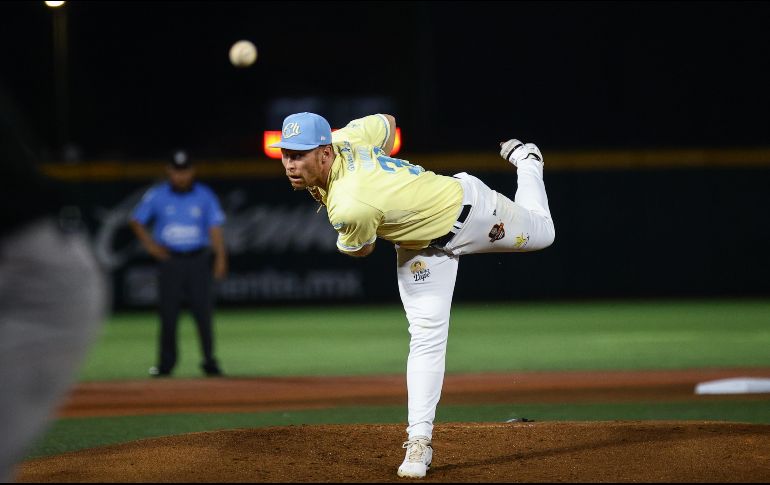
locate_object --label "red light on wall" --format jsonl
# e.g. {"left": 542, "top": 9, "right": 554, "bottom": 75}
{"left": 263, "top": 128, "right": 402, "bottom": 159}
{"left": 263, "top": 131, "right": 283, "bottom": 159}
{"left": 391, "top": 128, "right": 402, "bottom": 155}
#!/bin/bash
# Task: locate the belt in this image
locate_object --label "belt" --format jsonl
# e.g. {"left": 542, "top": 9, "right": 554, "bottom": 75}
{"left": 429, "top": 204, "right": 471, "bottom": 249}
{"left": 169, "top": 248, "right": 207, "bottom": 258}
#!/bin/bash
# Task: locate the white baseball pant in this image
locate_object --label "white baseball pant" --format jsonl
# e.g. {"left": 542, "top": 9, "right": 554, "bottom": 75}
{"left": 396, "top": 159, "right": 555, "bottom": 439}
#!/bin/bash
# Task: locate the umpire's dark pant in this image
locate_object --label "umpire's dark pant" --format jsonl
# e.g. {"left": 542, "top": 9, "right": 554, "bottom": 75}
{"left": 157, "top": 249, "right": 217, "bottom": 373}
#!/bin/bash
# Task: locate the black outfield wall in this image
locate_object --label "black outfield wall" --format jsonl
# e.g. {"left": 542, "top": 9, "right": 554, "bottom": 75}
{"left": 59, "top": 165, "right": 770, "bottom": 309}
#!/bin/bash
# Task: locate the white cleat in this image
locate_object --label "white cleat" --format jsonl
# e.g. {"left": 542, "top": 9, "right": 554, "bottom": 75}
{"left": 499, "top": 139, "right": 543, "bottom": 167}
{"left": 397, "top": 436, "right": 433, "bottom": 479}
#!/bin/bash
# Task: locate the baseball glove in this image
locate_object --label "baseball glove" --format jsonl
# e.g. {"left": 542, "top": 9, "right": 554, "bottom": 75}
{"left": 307, "top": 186, "right": 326, "bottom": 212}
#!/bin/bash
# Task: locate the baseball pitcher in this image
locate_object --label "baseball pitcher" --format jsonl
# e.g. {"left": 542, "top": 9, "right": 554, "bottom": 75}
{"left": 271, "top": 112, "right": 554, "bottom": 479}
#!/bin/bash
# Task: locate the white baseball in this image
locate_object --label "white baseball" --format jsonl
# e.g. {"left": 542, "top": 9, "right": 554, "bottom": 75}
{"left": 229, "top": 40, "right": 257, "bottom": 67}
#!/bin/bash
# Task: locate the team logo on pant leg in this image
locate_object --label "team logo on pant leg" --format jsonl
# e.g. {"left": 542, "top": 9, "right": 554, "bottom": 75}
{"left": 514, "top": 233, "right": 530, "bottom": 249}
{"left": 410, "top": 260, "right": 431, "bottom": 282}
{"left": 488, "top": 222, "right": 505, "bottom": 242}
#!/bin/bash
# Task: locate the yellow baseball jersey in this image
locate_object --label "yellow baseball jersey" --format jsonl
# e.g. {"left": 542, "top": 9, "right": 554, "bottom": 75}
{"left": 317, "top": 114, "right": 463, "bottom": 252}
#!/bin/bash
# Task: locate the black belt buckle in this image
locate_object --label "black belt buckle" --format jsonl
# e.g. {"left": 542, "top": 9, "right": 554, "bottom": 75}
{"left": 430, "top": 204, "right": 471, "bottom": 248}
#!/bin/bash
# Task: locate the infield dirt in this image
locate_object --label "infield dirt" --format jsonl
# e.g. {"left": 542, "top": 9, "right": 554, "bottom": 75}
{"left": 16, "top": 368, "right": 770, "bottom": 482}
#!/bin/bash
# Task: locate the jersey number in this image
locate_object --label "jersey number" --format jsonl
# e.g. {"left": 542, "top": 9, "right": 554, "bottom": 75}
{"left": 374, "top": 147, "right": 423, "bottom": 175}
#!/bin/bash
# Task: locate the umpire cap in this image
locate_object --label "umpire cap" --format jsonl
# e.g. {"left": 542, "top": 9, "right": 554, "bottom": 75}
{"left": 169, "top": 149, "right": 192, "bottom": 169}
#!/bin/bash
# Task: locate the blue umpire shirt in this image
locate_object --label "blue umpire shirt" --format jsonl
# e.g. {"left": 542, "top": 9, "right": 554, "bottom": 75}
{"left": 131, "top": 181, "right": 226, "bottom": 253}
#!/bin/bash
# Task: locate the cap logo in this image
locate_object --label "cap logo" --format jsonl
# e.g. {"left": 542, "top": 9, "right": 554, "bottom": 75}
{"left": 283, "top": 122, "right": 302, "bottom": 139}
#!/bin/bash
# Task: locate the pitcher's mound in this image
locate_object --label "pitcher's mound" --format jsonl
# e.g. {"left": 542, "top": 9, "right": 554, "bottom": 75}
{"left": 17, "top": 421, "right": 770, "bottom": 482}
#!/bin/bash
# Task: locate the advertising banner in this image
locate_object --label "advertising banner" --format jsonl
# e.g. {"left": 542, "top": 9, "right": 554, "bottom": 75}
{"left": 65, "top": 165, "right": 770, "bottom": 309}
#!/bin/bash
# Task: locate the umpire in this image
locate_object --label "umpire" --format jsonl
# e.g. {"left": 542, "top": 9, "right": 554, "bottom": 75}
{"left": 129, "top": 150, "right": 228, "bottom": 377}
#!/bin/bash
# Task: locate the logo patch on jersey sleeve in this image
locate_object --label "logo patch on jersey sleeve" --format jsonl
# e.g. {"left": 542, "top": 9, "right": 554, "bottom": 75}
{"left": 357, "top": 146, "right": 375, "bottom": 171}
{"left": 332, "top": 221, "right": 345, "bottom": 230}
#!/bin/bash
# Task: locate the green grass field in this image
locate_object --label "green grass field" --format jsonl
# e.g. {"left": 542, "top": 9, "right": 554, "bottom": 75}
{"left": 79, "top": 299, "right": 770, "bottom": 380}
{"left": 28, "top": 299, "right": 770, "bottom": 459}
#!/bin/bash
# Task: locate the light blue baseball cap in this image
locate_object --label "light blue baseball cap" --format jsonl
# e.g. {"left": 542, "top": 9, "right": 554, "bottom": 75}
{"left": 269, "top": 112, "right": 332, "bottom": 150}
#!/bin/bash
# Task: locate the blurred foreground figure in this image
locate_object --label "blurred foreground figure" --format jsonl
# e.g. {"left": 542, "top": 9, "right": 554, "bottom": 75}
{"left": 272, "top": 112, "right": 555, "bottom": 479}
{"left": 0, "top": 82, "right": 107, "bottom": 482}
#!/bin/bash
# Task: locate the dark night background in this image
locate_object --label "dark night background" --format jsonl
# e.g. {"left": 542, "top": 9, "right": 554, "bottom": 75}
{"left": 2, "top": 1, "right": 770, "bottom": 305}
{"left": 3, "top": 1, "right": 770, "bottom": 160}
